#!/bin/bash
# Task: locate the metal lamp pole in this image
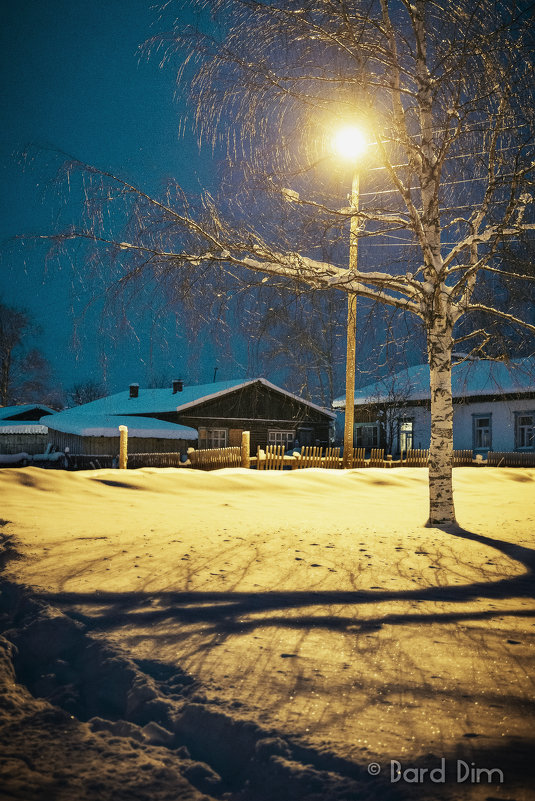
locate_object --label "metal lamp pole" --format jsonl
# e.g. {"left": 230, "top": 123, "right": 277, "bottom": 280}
{"left": 342, "top": 170, "right": 360, "bottom": 468}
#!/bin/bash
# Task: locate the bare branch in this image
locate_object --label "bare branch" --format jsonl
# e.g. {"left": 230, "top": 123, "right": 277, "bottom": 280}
{"left": 464, "top": 304, "right": 535, "bottom": 335}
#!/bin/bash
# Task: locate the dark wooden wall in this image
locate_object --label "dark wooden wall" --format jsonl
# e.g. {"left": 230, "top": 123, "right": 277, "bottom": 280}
{"left": 151, "top": 381, "right": 333, "bottom": 453}
{"left": 47, "top": 429, "right": 195, "bottom": 455}
{"left": 0, "top": 433, "right": 49, "bottom": 455}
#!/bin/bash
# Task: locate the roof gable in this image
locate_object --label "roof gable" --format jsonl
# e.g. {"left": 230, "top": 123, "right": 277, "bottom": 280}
{"left": 0, "top": 404, "right": 56, "bottom": 421}
{"left": 56, "top": 378, "right": 335, "bottom": 420}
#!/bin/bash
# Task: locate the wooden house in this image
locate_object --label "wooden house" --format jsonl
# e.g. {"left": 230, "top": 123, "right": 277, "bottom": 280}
{"left": 0, "top": 404, "right": 55, "bottom": 455}
{"left": 45, "top": 378, "right": 335, "bottom": 456}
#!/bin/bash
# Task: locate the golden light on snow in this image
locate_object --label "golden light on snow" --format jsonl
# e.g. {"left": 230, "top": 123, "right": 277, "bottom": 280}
{"left": 1, "top": 466, "right": 534, "bottom": 793}
{"left": 332, "top": 125, "right": 368, "bottom": 161}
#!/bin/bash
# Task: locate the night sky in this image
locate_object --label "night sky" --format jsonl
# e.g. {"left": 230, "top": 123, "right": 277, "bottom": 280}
{"left": 1, "top": 0, "right": 227, "bottom": 397}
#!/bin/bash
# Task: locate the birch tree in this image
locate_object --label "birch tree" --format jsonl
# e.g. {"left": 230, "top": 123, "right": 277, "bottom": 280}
{"left": 50, "top": 0, "right": 535, "bottom": 524}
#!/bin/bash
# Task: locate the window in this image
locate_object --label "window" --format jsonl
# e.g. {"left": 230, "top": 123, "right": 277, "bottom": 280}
{"left": 355, "top": 423, "right": 379, "bottom": 449}
{"left": 268, "top": 430, "right": 295, "bottom": 449}
{"left": 206, "top": 428, "right": 228, "bottom": 449}
{"left": 472, "top": 414, "right": 492, "bottom": 451}
{"left": 515, "top": 412, "right": 534, "bottom": 450}
{"left": 399, "top": 419, "right": 413, "bottom": 452}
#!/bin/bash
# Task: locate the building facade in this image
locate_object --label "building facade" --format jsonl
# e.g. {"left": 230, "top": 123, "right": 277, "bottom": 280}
{"left": 333, "top": 358, "right": 535, "bottom": 457}
{"left": 44, "top": 378, "right": 335, "bottom": 457}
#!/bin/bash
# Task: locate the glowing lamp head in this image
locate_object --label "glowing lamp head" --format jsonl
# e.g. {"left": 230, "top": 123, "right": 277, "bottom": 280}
{"left": 332, "top": 125, "right": 367, "bottom": 161}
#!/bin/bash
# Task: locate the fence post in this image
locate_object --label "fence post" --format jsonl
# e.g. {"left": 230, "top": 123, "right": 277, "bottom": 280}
{"left": 241, "top": 431, "right": 251, "bottom": 469}
{"left": 119, "top": 425, "right": 128, "bottom": 470}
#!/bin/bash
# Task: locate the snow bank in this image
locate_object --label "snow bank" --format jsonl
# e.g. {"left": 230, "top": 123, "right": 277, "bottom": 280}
{"left": 0, "top": 452, "right": 31, "bottom": 465}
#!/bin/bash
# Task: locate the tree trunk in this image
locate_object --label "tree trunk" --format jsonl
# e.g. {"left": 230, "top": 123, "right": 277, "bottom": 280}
{"left": 427, "top": 325, "right": 456, "bottom": 526}
{"left": 0, "top": 350, "right": 11, "bottom": 406}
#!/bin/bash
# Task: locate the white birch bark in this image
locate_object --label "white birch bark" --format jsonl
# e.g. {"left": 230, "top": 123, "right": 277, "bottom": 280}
{"left": 426, "top": 321, "right": 455, "bottom": 525}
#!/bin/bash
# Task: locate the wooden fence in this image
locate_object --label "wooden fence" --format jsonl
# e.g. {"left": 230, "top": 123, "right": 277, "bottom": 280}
{"left": 323, "top": 447, "right": 341, "bottom": 469}
{"left": 399, "top": 449, "right": 475, "bottom": 467}
{"left": 402, "top": 448, "right": 429, "bottom": 466}
{"left": 349, "top": 447, "right": 366, "bottom": 468}
{"left": 369, "top": 448, "right": 385, "bottom": 467}
{"left": 67, "top": 454, "right": 116, "bottom": 470}
{"left": 68, "top": 447, "right": 535, "bottom": 471}
{"left": 487, "top": 451, "right": 535, "bottom": 467}
{"left": 128, "top": 452, "right": 184, "bottom": 468}
{"left": 24, "top": 426, "right": 535, "bottom": 471}
{"left": 452, "top": 449, "right": 474, "bottom": 466}
{"left": 189, "top": 446, "right": 242, "bottom": 470}
{"left": 256, "top": 445, "right": 286, "bottom": 470}
{"left": 292, "top": 446, "right": 341, "bottom": 469}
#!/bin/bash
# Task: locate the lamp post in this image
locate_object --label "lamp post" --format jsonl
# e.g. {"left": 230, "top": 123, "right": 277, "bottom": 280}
{"left": 332, "top": 126, "right": 366, "bottom": 468}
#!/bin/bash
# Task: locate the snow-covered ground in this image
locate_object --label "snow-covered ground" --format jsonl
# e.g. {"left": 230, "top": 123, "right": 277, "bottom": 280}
{"left": 1, "top": 466, "right": 534, "bottom": 800}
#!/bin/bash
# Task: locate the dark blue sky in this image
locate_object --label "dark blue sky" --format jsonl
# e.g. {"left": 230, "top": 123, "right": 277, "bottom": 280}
{"left": 0, "top": 0, "right": 228, "bottom": 396}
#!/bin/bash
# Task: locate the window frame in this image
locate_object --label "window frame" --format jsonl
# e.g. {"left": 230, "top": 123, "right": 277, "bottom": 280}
{"left": 514, "top": 411, "right": 535, "bottom": 451}
{"left": 267, "top": 429, "right": 295, "bottom": 449}
{"left": 398, "top": 418, "right": 414, "bottom": 453}
{"left": 354, "top": 422, "right": 380, "bottom": 449}
{"left": 205, "top": 428, "right": 228, "bottom": 449}
{"left": 472, "top": 413, "right": 492, "bottom": 452}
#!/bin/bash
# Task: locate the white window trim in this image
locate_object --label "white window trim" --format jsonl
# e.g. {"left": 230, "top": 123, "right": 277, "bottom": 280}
{"left": 472, "top": 413, "right": 492, "bottom": 452}
{"left": 398, "top": 418, "right": 414, "bottom": 452}
{"left": 267, "top": 429, "right": 295, "bottom": 448}
{"left": 203, "top": 428, "right": 228, "bottom": 449}
{"left": 515, "top": 411, "right": 535, "bottom": 451}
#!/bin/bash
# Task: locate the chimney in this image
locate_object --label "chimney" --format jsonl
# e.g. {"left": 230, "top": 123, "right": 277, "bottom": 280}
{"left": 172, "top": 379, "right": 184, "bottom": 394}
{"left": 129, "top": 383, "right": 139, "bottom": 399}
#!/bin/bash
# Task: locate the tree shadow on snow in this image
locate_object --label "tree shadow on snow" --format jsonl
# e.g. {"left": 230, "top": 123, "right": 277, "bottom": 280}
{"left": 13, "top": 524, "right": 535, "bottom": 798}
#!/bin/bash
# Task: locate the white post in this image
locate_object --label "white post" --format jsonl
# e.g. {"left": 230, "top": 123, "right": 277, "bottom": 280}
{"left": 119, "top": 425, "right": 128, "bottom": 470}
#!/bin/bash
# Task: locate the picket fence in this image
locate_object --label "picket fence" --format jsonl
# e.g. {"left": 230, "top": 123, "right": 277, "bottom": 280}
{"left": 128, "top": 452, "right": 184, "bottom": 468}
{"left": 189, "top": 446, "right": 242, "bottom": 470}
{"left": 487, "top": 451, "right": 535, "bottom": 467}
{"left": 40, "top": 437, "right": 535, "bottom": 471}
{"left": 293, "top": 446, "right": 342, "bottom": 469}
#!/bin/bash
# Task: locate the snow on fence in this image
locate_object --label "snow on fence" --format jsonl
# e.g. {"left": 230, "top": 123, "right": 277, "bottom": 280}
{"left": 487, "top": 451, "right": 535, "bottom": 467}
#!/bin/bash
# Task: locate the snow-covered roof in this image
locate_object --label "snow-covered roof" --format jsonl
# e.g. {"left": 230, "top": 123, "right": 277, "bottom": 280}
{"left": 0, "top": 423, "right": 49, "bottom": 435}
{"left": 0, "top": 404, "right": 55, "bottom": 421}
{"left": 50, "top": 378, "right": 336, "bottom": 420}
{"left": 333, "top": 357, "right": 535, "bottom": 408}
{"left": 45, "top": 413, "right": 198, "bottom": 440}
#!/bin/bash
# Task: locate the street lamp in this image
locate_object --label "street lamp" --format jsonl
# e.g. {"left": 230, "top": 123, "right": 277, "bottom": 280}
{"left": 332, "top": 125, "right": 367, "bottom": 468}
